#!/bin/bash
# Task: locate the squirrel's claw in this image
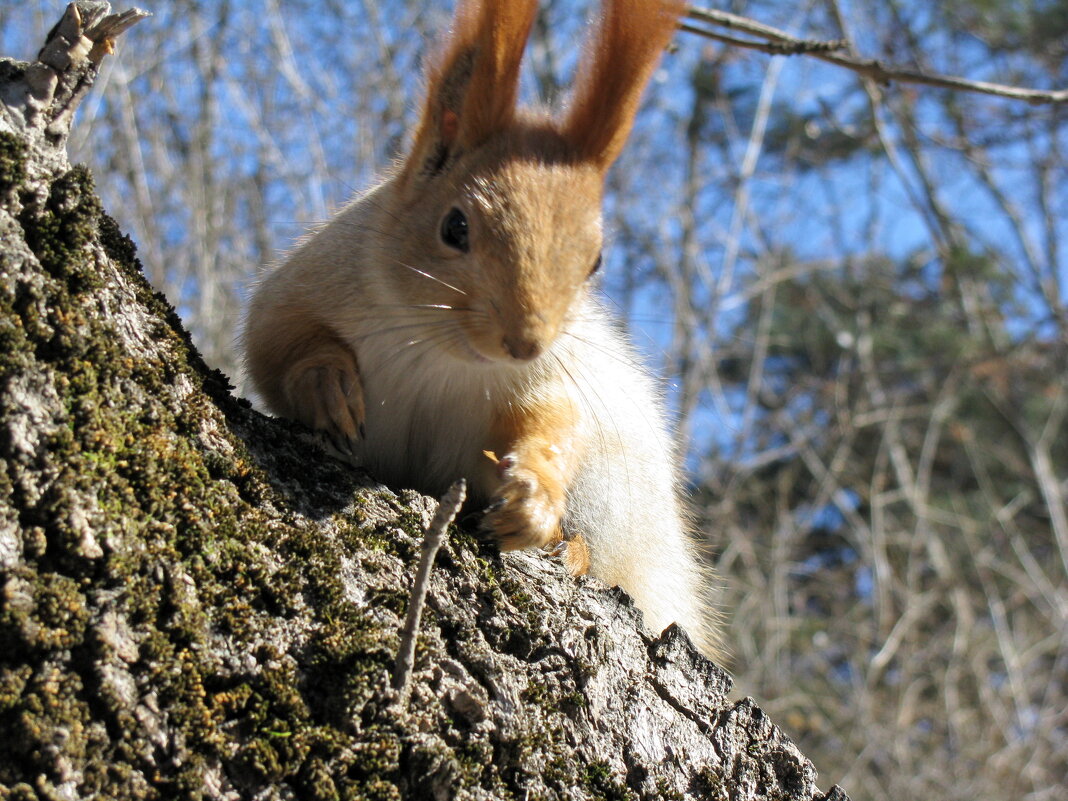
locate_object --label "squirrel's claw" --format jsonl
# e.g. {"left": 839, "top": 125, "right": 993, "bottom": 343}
{"left": 320, "top": 429, "right": 360, "bottom": 464}
{"left": 285, "top": 351, "right": 366, "bottom": 460}
{"left": 481, "top": 453, "right": 565, "bottom": 553}
{"left": 321, "top": 365, "right": 365, "bottom": 443}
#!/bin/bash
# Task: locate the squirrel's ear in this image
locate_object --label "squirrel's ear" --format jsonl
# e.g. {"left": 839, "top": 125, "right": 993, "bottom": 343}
{"left": 403, "top": 0, "right": 538, "bottom": 181}
{"left": 562, "top": 0, "right": 684, "bottom": 170}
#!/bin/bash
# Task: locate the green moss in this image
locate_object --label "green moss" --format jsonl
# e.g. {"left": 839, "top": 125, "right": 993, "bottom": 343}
{"left": 563, "top": 690, "right": 587, "bottom": 710}
{"left": 0, "top": 132, "right": 27, "bottom": 192}
{"left": 2, "top": 783, "right": 40, "bottom": 801}
{"left": 0, "top": 665, "right": 32, "bottom": 714}
{"left": 0, "top": 150, "right": 413, "bottom": 796}
{"left": 345, "top": 777, "right": 402, "bottom": 801}
{"left": 654, "top": 778, "right": 685, "bottom": 801}
{"left": 364, "top": 586, "right": 408, "bottom": 616}
{"left": 18, "top": 166, "right": 105, "bottom": 293}
{"left": 583, "top": 761, "right": 636, "bottom": 801}
{"left": 97, "top": 210, "right": 138, "bottom": 266}
{"left": 0, "top": 569, "right": 89, "bottom": 651}
{"left": 453, "top": 735, "right": 494, "bottom": 789}
{"left": 0, "top": 126, "right": 641, "bottom": 798}
{"left": 693, "top": 763, "right": 728, "bottom": 798}
{"left": 298, "top": 757, "right": 340, "bottom": 800}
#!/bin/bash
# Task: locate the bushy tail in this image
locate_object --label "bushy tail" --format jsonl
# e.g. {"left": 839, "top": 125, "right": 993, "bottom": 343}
{"left": 566, "top": 456, "right": 724, "bottom": 662}
{"left": 616, "top": 523, "right": 725, "bottom": 661}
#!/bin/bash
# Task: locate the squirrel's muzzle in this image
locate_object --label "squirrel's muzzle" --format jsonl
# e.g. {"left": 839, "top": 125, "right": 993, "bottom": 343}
{"left": 502, "top": 333, "right": 544, "bottom": 361}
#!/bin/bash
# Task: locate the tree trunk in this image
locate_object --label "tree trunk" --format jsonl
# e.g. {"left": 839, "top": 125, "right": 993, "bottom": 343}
{"left": 0, "top": 5, "right": 850, "bottom": 800}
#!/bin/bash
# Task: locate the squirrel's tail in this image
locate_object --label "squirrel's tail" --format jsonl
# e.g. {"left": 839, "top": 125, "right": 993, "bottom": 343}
{"left": 559, "top": 305, "right": 724, "bottom": 661}
{"left": 566, "top": 455, "right": 724, "bottom": 662}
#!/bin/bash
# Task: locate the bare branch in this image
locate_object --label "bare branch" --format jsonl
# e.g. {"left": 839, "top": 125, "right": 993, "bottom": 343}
{"left": 684, "top": 5, "right": 1068, "bottom": 105}
{"left": 687, "top": 6, "right": 831, "bottom": 46}
{"left": 678, "top": 22, "right": 844, "bottom": 57}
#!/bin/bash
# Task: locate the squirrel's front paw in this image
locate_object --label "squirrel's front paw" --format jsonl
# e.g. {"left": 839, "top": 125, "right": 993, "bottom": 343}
{"left": 284, "top": 351, "right": 366, "bottom": 458}
{"left": 481, "top": 454, "right": 565, "bottom": 552}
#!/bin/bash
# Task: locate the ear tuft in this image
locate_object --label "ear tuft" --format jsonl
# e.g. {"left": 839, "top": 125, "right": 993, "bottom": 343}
{"left": 404, "top": 0, "right": 539, "bottom": 182}
{"left": 562, "top": 0, "right": 685, "bottom": 170}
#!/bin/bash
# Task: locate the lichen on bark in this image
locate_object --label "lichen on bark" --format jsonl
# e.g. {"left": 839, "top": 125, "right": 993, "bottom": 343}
{"left": 0, "top": 7, "right": 850, "bottom": 801}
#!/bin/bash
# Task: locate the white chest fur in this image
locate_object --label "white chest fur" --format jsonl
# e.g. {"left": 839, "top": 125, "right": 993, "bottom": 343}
{"left": 349, "top": 321, "right": 523, "bottom": 497}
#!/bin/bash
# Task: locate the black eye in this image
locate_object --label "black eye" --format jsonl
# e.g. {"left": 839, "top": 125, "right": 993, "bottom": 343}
{"left": 589, "top": 252, "right": 603, "bottom": 277}
{"left": 440, "top": 207, "right": 469, "bottom": 252}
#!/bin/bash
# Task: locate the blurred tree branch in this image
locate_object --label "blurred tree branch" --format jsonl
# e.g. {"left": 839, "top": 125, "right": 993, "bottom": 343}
{"left": 684, "top": 5, "right": 1068, "bottom": 105}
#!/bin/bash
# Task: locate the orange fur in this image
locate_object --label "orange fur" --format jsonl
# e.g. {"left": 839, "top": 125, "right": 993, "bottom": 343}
{"left": 557, "top": 532, "right": 591, "bottom": 576}
{"left": 562, "top": 0, "right": 686, "bottom": 168}
{"left": 484, "top": 387, "right": 582, "bottom": 557}
{"left": 243, "top": 0, "right": 723, "bottom": 659}
{"left": 404, "top": 0, "right": 539, "bottom": 183}
{"left": 443, "top": 154, "right": 604, "bottom": 363}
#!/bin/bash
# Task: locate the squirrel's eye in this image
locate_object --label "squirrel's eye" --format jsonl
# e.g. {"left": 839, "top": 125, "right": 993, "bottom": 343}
{"left": 589, "top": 252, "right": 603, "bottom": 278}
{"left": 440, "top": 207, "right": 469, "bottom": 253}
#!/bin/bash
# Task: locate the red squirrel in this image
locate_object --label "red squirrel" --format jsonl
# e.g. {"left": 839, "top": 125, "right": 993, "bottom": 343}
{"left": 243, "top": 0, "right": 722, "bottom": 659}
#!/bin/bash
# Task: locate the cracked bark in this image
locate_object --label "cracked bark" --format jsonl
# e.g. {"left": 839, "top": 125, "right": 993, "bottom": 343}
{"left": 0, "top": 4, "right": 851, "bottom": 800}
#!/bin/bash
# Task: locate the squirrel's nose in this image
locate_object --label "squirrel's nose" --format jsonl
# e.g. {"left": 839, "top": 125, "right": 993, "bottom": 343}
{"left": 502, "top": 335, "right": 543, "bottom": 361}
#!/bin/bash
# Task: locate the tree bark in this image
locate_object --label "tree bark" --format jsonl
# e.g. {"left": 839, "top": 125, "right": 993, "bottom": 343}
{"left": 0, "top": 5, "right": 850, "bottom": 800}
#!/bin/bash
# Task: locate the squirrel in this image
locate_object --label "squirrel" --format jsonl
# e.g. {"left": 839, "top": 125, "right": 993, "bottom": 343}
{"left": 242, "top": 0, "right": 722, "bottom": 660}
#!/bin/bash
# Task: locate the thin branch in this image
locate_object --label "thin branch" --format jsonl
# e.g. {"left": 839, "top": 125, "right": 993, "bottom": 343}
{"left": 684, "top": 5, "right": 1068, "bottom": 105}
{"left": 391, "top": 478, "right": 467, "bottom": 702}
{"left": 687, "top": 6, "right": 824, "bottom": 46}
{"left": 678, "top": 22, "right": 844, "bottom": 56}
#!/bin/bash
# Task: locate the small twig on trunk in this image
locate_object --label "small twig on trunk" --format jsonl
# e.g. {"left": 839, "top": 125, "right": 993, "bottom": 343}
{"left": 683, "top": 5, "right": 1068, "bottom": 105}
{"left": 38, "top": 3, "right": 150, "bottom": 69}
{"left": 391, "top": 478, "right": 467, "bottom": 702}
{"left": 27, "top": 3, "right": 150, "bottom": 142}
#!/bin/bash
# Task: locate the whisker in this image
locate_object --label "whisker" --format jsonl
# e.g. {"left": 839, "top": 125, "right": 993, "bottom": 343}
{"left": 557, "top": 334, "right": 673, "bottom": 467}
{"left": 384, "top": 328, "right": 468, "bottom": 367}
{"left": 344, "top": 305, "right": 470, "bottom": 318}
{"left": 349, "top": 319, "right": 459, "bottom": 345}
{"left": 552, "top": 354, "right": 626, "bottom": 514}
{"left": 558, "top": 329, "right": 637, "bottom": 370}
{"left": 393, "top": 261, "right": 468, "bottom": 297}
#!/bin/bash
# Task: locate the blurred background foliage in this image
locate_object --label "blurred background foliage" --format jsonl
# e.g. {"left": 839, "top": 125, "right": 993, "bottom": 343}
{"left": 3, "top": 1, "right": 1065, "bottom": 798}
